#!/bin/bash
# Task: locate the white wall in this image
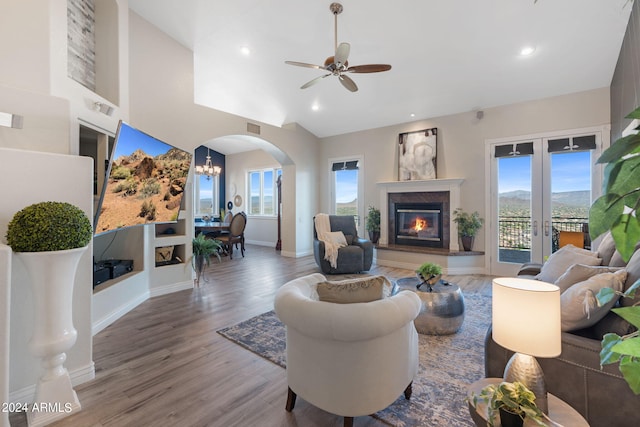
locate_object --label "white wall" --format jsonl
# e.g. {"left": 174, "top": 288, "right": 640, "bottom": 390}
{"left": 318, "top": 87, "right": 611, "bottom": 256}
{"left": 127, "top": 11, "right": 319, "bottom": 257}
{"left": 0, "top": 148, "right": 94, "bottom": 402}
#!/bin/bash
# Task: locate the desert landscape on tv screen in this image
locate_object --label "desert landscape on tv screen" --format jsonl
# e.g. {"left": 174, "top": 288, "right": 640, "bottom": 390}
{"left": 95, "top": 125, "right": 192, "bottom": 234}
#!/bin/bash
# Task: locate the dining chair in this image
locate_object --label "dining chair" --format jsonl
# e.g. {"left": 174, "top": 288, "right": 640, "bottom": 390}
{"left": 217, "top": 212, "right": 247, "bottom": 259}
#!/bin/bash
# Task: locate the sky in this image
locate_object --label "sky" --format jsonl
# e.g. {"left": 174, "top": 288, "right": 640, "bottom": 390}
{"left": 498, "top": 151, "right": 592, "bottom": 194}
{"left": 335, "top": 169, "right": 358, "bottom": 203}
{"left": 113, "top": 122, "right": 176, "bottom": 158}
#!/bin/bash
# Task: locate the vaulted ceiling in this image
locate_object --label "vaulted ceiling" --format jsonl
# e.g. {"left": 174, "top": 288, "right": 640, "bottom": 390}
{"left": 129, "top": 0, "right": 632, "bottom": 142}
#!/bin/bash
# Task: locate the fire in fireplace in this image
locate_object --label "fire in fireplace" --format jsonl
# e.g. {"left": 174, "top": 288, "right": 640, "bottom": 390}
{"left": 395, "top": 203, "right": 444, "bottom": 247}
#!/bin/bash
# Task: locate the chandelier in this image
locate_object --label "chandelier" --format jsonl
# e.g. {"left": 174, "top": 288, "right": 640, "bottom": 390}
{"left": 195, "top": 147, "right": 221, "bottom": 180}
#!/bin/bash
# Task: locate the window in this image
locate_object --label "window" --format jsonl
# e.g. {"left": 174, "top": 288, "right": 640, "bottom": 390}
{"left": 195, "top": 174, "right": 220, "bottom": 217}
{"left": 330, "top": 156, "right": 363, "bottom": 233}
{"left": 248, "top": 168, "right": 281, "bottom": 216}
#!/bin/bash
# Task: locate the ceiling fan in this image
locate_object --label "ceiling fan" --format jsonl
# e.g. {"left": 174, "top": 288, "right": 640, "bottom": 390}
{"left": 285, "top": 2, "right": 392, "bottom": 93}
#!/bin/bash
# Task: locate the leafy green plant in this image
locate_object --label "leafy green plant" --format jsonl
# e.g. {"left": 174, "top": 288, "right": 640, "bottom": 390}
{"left": 416, "top": 262, "right": 442, "bottom": 278}
{"left": 453, "top": 208, "right": 484, "bottom": 237}
{"left": 589, "top": 108, "right": 640, "bottom": 394}
{"left": 415, "top": 262, "right": 442, "bottom": 291}
{"left": 590, "top": 106, "right": 640, "bottom": 394}
{"left": 470, "top": 381, "right": 547, "bottom": 427}
{"left": 6, "top": 201, "right": 92, "bottom": 252}
{"left": 365, "top": 205, "right": 380, "bottom": 232}
{"left": 191, "top": 233, "right": 223, "bottom": 284}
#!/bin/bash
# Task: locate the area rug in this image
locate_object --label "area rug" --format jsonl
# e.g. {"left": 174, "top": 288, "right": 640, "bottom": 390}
{"left": 217, "top": 292, "right": 492, "bottom": 427}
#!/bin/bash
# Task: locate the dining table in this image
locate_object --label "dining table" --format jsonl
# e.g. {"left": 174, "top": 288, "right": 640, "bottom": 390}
{"left": 195, "top": 220, "right": 230, "bottom": 234}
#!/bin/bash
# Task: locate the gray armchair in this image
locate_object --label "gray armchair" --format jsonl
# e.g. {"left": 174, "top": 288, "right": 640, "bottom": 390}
{"left": 313, "top": 215, "right": 374, "bottom": 274}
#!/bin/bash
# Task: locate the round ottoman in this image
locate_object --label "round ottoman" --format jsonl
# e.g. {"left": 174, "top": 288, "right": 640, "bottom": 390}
{"left": 395, "top": 277, "right": 465, "bottom": 335}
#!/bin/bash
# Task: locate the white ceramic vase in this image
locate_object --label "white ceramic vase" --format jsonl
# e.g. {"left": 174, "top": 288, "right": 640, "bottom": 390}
{"left": 16, "top": 246, "right": 87, "bottom": 426}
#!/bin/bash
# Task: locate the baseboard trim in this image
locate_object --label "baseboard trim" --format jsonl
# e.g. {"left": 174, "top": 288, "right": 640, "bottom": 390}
{"left": 149, "top": 280, "right": 192, "bottom": 298}
{"left": 244, "top": 239, "right": 276, "bottom": 247}
{"left": 92, "top": 291, "right": 149, "bottom": 336}
{"left": 9, "top": 362, "right": 95, "bottom": 404}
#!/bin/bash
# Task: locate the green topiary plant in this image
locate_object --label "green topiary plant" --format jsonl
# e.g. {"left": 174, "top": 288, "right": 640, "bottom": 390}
{"left": 6, "top": 201, "right": 92, "bottom": 252}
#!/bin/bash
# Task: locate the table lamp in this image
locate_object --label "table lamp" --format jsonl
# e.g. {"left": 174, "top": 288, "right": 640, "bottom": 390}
{"left": 492, "top": 277, "right": 561, "bottom": 414}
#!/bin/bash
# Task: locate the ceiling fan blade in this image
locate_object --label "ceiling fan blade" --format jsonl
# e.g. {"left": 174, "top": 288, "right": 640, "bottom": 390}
{"left": 346, "top": 64, "right": 392, "bottom": 73}
{"left": 339, "top": 74, "right": 358, "bottom": 92}
{"left": 285, "top": 61, "right": 326, "bottom": 70}
{"left": 335, "top": 42, "right": 350, "bottom": 66}
{"left": 301, "top": 74, "right": 331, "bottom": 89}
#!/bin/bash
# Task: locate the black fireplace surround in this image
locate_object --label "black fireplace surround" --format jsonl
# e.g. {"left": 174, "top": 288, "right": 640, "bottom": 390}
{"left": 388, "top": 191, "right": 450, "bottom": 249}
{"left": 394, "top": 203, "right": 444, "bottom": 248}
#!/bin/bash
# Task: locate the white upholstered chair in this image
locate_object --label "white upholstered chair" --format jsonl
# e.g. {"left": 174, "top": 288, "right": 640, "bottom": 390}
{"left": 274, "top": 273, "right": 421, "bottom": 427}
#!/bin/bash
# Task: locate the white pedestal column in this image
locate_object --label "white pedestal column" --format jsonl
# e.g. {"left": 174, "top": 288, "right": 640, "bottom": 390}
{"left": 15, "top": 247, "right": 86, "bottom": 426}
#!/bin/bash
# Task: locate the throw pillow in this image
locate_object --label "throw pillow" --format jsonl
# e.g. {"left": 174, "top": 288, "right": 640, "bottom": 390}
{"left": 536, "top": 246, "right": 602, "bottom": 283}
{"left": 560, "top": 269, "right": 627, "bottom": 332}
{"left": 316, "top": 275, "right": 392, "bottom": 304}
{"left": 563, "top": 244, "right": 599, "bottom": 258}
{"left": 554, "top": 264, "right": 622, "bottom": 293}
{"left": 596, "top": 232, "right": 617, "bottom": 266}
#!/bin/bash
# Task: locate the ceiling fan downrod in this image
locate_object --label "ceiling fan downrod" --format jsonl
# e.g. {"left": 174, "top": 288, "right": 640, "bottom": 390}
{"left": 330, "top": 3, "right": 343, "bottom": 54}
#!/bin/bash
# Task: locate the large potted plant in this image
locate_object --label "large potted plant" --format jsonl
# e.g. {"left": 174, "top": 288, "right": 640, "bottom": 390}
{"left": 470, "top": 381, "right": 548, "bottom": 427}
{"left": 590, "top": 106, "right": 640, "bottom": 394}
{"left": 365, "top": 205, "right": 381, "bottom": 244}
{"left": 453, "top": 208, "right": 484, "bottom": 251}
{"left": 5, "top": 201, "right": 92, "bottom": 424}
{"left": 191, "top": 232, "right": 222, "bottom": 286}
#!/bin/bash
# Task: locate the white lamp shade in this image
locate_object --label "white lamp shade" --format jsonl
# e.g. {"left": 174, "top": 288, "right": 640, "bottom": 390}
{"left": 492, "top": 277, "right": 561, "bottom": 358}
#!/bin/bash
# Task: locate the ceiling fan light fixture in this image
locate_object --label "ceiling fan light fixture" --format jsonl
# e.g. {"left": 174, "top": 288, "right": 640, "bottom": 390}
{"left": 285, "top": 2, "right": 391, "bottom": 92}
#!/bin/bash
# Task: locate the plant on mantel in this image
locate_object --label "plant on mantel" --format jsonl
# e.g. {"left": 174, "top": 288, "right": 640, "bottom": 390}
{"left": 590, "top": 106, "right": 640, "bottom": 394}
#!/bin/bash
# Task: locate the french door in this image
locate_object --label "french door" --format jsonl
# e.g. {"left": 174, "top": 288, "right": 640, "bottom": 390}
{"left": 487, "top": 127, "right": 607, "bottom": 276}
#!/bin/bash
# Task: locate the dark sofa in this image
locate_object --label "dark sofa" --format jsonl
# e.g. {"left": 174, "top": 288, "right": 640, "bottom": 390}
{"left": 485, "top": 233, "right": 640, "bottom": 427}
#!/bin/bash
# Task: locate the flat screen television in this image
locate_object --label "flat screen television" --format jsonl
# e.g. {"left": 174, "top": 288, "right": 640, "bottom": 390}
{"left": 94, "top": 121, "right": 193, "bottom": 235}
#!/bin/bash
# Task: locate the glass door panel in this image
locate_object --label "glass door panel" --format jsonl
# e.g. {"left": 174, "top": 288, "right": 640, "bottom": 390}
{"left": 497, "top": 155, "right": 533, "bottom": 264}
{"left": 548, "top": 150, "right": 593, "bottom": 252}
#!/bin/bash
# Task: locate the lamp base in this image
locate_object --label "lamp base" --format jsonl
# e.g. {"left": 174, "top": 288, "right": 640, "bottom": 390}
{"left": 504, "top": 352, "right": 548, "bottom": 414}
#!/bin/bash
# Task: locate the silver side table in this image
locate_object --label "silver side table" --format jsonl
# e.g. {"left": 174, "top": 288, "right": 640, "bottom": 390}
{"left": 395, "top": 276, "right": 465, "bottom": 335}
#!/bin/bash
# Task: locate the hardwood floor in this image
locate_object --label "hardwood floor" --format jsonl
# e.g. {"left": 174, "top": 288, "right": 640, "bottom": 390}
{"left": 10, "top": 245, "right": 494, "bottom": 427}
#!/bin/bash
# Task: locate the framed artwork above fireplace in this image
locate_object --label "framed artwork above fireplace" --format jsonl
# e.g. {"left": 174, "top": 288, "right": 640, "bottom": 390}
{"left": 398, "top": 128, "right": 437, "bottom": 181}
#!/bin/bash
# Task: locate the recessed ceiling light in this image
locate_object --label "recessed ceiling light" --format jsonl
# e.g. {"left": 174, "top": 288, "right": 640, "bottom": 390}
{"left": 311, "top": 103, "right": 320, "bottom": 111}
{"left": 520, "top": 46, "right": 536, "bottom": 56}
{"left": 410, "top": 113, "right": 415, "bottom": 118}
{"left": 240, "top": 46, "right": 251, "bottom": 56}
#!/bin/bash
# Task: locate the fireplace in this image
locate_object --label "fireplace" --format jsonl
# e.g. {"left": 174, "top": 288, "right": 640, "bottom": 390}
{"left": 388, "top": 190, "right": 451, "bottom": 249}
{"left": 395, "top": 203, "right": 443, "bottom": 247}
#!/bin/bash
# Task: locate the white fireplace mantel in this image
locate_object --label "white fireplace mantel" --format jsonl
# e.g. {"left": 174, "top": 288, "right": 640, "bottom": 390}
{"left": 377, "top": 178, "right": 464, "bottom": 250}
